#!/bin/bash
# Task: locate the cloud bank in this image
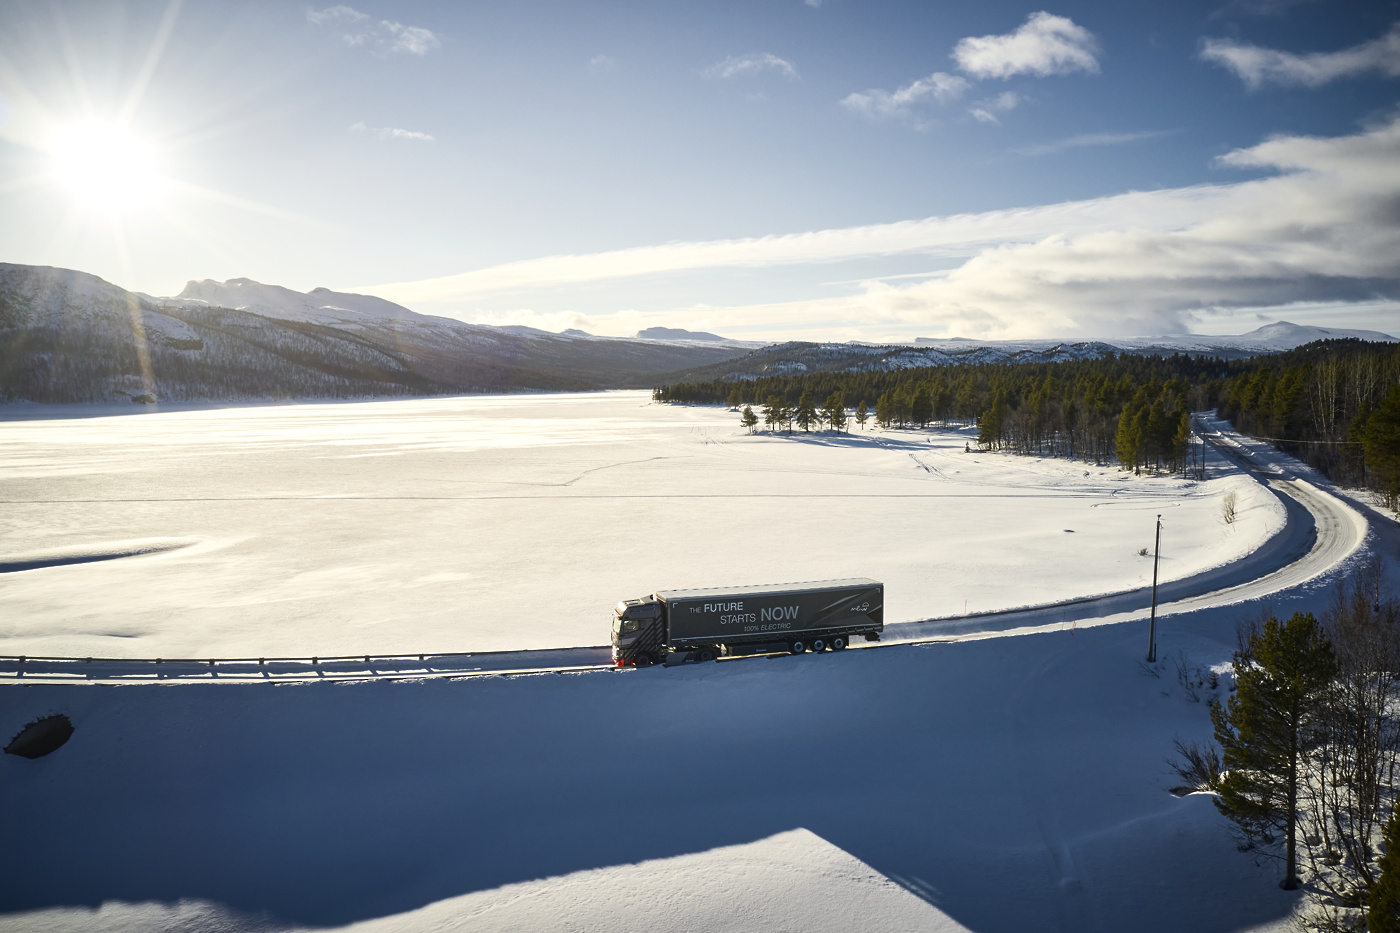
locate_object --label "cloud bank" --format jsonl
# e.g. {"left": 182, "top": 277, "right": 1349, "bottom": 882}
{"left": 1202, "top": 23, "right": 1400, "bottom": 88}
{"left": 361, "top": 119, "right": 1400, "bottom": 340}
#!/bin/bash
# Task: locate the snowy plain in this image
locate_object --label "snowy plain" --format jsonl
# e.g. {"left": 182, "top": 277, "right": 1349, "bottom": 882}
{"left": 3, "top": 391, "right": 1381, "bottom": 933}
{"left": 0, "top": 392, "right": 1281, "bottom": 659}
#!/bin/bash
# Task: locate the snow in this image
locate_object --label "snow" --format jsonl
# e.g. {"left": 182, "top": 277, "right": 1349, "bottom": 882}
{"left": 0, "top": 599, "right": 1321, "bottom": 932}
{"left": 0, "top": 392, "right": 1386, "bottom": 932}
{"left": 911, "top": 320, "right": 1396, "bottom": 356}
{"left": 0, "top": 393, "right": 1282, "bottom": 659}
{"left": 173, "top": 277, "right": 434, "bottom": 326}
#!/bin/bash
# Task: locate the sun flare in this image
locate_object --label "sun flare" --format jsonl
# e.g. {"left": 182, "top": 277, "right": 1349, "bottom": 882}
{"left": 47, "top": 119, "right": 164, "bottom": 212}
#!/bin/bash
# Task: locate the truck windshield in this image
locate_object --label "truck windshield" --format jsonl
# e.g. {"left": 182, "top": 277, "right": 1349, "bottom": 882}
{"left": 617, "top": 618, "right": 647, "bottom": 635}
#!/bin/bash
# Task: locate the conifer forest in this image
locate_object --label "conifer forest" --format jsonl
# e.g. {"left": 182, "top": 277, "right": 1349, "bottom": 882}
{"left": 654, "top": 340, "right": 1400, "bottom": 506}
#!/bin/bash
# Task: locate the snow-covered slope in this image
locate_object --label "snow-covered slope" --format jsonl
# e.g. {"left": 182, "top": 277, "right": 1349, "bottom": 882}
{"left": 0, "top": 264, "right": 753, "bottom": 402}
{"left": 914, "top": 321, "right": 1396, "bottom": 359}
{"left": 173, "top": 278, "right": 438, "bottom": 326}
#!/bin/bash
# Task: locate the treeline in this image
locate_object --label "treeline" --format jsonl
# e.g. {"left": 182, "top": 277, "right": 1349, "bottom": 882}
{"left": 653, "top": 340, "right": 1400, "bottom": 501}
{"left": 1216, "top": 340, "right": 1400, "bottom": 506}
{"left": 656, "top": 352, "right": 1240, "bottom": 471}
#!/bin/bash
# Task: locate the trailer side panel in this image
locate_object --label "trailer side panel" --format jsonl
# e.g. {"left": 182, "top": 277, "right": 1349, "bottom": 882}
{"left": 660, "top": 580, "right": 882, "bottom": 646}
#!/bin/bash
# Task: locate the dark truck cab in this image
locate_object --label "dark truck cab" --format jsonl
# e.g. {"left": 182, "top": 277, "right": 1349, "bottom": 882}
{"left": 612, "top": 578, "right": 883, "bottom": 666}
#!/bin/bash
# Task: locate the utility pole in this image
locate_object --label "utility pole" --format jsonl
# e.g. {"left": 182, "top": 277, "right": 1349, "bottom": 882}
{"left": 1146, "top": 514, "right": 1162, "bottom": 662}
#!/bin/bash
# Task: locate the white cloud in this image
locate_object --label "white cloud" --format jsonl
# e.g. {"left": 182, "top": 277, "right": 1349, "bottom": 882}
{"left": 968, "top": 91, "right": 1022, "bottom": 123}
{"left": 800, "top": 118, "right": 1400, "bottom": 337}
{"left": 356, "top": 185, "right": 1241, "bottom": 302}
{"left": 842, "top": 72, "right": 970, "bottom": 122}
{"left": 383, "top": 22, "right": 439, "bottom": 56}
{"left": 1015, "top": 129, "right": 1168, "bottom": 156}
{"left": 705, "top": 53, "right": 798, "bottom": 80}
{"left": 1201, "top": 24, "right": 1400, "bottom": 88}
{"left": 589, "top": 55, "right": 617, "bottom": 73}
{"left": 350, "top": 121, "right": 434, "bottom": 141}
{"left": 308, "top": 6, "right": 440, "bottom": 57}
{"left": 952, "top": 12, "right": 1100, "bottom": 79}
{"left": 358, "top": 119, "right": 1400, "bottom": 341}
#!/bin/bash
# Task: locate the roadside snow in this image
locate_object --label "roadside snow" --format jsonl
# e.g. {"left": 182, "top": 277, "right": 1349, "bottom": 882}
{"left": 0, "top": 393, "right": 1281, "bottom": 658}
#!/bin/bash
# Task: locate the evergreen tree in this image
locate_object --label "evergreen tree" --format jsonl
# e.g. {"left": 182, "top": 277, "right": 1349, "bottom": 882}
{"left": 726, "top": 384, "right": 743, "bottom": 409}
{"left": 761, "top": 396, "right": 780, "bottom": 432}
{"left": 856, "top": 399, "right": 869, "bottom": 430}
{"left": 796, "top": 390, "right": 817, "bottom": 432}
{"left": 1212, "top": 612, "right": 1338, "bottom": 889}
{"left": 1365, "top": 385, "right": 1400, "bottom": 508}
{"left": 911, "top": 388, "right": 933, "bottom": 427}
{"left": 1370, "top": 809, "right": 1400, "bottom": 933}
{"left": 740, "top": 404, "right": 758, "bottom": 433}
{"left": 875, "top": 390, "right": 896, "bottom": 428}
{"left": 827, "top": 392, "right": 847, "bottom": 433}
{"left": 1171, "top": 407, "right": 1192, "bottom": 471}
{"left": 1116, "top": 399, "right": 1142, "bottom": 472}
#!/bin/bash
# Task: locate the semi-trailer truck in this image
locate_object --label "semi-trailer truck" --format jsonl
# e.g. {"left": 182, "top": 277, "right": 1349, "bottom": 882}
{"left": 612, "top": 578, "right": 883, "bottom": 666}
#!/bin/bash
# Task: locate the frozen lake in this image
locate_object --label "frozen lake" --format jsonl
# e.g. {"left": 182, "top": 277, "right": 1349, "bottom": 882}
{"left": 0, "top": 392, "right": 1279, "bottom": 658}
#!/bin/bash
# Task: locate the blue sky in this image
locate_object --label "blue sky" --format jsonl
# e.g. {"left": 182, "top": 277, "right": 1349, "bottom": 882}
{"left": 0, "top": 0, "right": 1397, "bottom": 341}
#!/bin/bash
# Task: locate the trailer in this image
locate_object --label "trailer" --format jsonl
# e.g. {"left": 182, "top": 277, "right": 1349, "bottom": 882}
{"left": 611, "top": 578, "right": 883, "bottom": 666}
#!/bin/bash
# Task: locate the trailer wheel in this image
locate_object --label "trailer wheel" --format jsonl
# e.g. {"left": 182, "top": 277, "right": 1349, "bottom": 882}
{"left": 811, "top": 638, "right": 826, "bottom": 653}
{"left": 789, "top": 640, "right": 806, "bottom": 654}
{"left": 698, "top": 647, "right": 717, "bottom": 663}
{"left": 831, "top": 636, "right": 847, "bottom": 651}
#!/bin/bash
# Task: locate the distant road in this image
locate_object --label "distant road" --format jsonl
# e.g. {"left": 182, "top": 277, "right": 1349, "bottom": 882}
{"left": 1, "top": 419, "right": 1368, "bottom": 684}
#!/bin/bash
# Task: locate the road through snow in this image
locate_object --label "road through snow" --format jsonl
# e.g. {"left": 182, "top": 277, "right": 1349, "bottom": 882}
{"left": 1, "top": 417, "right": 1365, "bottom": 684}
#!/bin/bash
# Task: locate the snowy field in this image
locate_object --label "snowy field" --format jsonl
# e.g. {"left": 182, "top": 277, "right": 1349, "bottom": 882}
{"left": 2, "top": 392, "right": 1392, "bottom": 933}
{"left": 0, "top": 392, "right": 1281, "bottom": 659}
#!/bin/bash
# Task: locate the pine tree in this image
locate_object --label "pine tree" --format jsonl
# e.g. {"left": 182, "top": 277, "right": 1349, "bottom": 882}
{"left": 761, "top": 396, "right": 780, "bottom": 432}
{"left": 1370, "top": 809, "right": 1400, "bottom": 932}
{"left": 1116, "top": 399, "right": 1142, "bottom": 472}
{"left": 875, "top": 391, "right": 894, "bottom": 428}
{"left": 726, "top": 385, "right": 743, "bottom": 409}
{"left": 1212, "top": 612, "right": 1337, "bottom": 890}
{"left": 740, "top": 405, "right": 758, "bottom": 433}
{"left": 911, "top": 388, "right": 933, "bottom": 427}
{"left": 796, "top": 390, "right": 817, "bottom": 432}
{"left": 827, "top": 392, "right": 847, "bottom": 433}
{"left": 856, "top": 399, "right": 869, "bottom": 429}
{"left": 1364, "top": 384, "right": 1400, "bottom": 509}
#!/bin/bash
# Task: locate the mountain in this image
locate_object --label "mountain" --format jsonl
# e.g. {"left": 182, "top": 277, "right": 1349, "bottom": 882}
{"left": 635, "top": 326, "right": 732, "bottom": 343}
{"left": 173, "top": 278, "right": 428, "bottom": 326}
{"left": 0, "top": 265, "right": 755, "bottom": 403}
{"left": 913, "top": 321, "right": 1396, "bottom": 360}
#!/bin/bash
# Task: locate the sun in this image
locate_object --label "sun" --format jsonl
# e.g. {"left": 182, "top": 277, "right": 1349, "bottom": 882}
{"left": 47, "top": 119, "right": 165, "bottom": 213}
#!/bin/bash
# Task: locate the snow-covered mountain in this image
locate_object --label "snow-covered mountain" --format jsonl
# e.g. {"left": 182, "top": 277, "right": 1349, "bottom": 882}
{"left": 172, "top": 278, "right": 431, "bottom": 326}
{"left": 913, "top": 321, "right": 1396, "bottom": 359}
{"left": 0, "top": 264, "right": 754, "bottom": 403}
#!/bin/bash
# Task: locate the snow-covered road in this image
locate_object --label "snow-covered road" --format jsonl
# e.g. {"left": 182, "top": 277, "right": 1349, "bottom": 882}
{"left": 1, "top": 416, "right": 1365, "bottom": 684}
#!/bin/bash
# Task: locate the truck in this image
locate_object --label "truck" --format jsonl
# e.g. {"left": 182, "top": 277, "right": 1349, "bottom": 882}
{"left": 611, "top": 578, "right": 883, "bottom": 667}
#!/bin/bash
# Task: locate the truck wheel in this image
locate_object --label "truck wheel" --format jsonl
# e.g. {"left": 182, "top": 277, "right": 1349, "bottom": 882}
{"left": 790, "top": 640, "right": 805, "bottom": 654}
{"left": 698, "top": 647, "right": 717, "bottom": 663}
{"left": 634, "top": 652, "right": 654, "bottom": 667}
{"left": 831, "top": 636, "right": 847, "bottom": 651}
{"left": 811, "top": 638, "right": 826, "bottom": 653}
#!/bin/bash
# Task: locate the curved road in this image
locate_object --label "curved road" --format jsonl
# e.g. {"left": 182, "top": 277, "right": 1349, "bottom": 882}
{"left": 1, "top": 419, "right": 1369, "bottom": 684}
